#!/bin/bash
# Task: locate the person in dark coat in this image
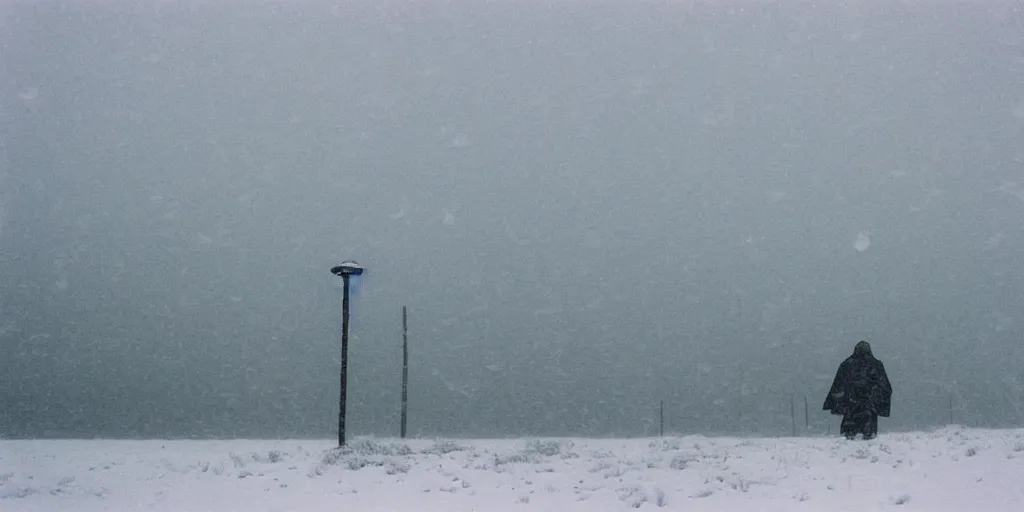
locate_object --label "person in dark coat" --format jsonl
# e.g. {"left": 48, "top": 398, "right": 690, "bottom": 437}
{"left": 823, "top": 341, "right": 892, "bottom": 440}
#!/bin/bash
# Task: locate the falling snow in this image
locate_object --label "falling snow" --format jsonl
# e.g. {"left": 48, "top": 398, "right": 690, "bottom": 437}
{"left": 853, "top": 231, "right": 872, "bottom": 252}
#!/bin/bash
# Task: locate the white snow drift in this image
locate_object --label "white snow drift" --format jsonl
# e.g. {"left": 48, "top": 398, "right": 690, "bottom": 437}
{"left": 2, "top": 426, "right": 1023, "bottom": 511}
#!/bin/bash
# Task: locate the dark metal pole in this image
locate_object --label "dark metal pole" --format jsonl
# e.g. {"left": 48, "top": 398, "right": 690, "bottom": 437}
{"left": 330, "top": 260, "right": 363, "bottom": 448}
{"left": 339, "top": 275, "right": 351, "bottom": 447}
{"left": 401, "top": 305, "right": 409, "bottom": 438}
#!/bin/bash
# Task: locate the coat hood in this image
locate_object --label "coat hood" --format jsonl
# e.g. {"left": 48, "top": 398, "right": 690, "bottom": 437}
{"left": 853, "top": 340, "right": 873, "bottom": 357}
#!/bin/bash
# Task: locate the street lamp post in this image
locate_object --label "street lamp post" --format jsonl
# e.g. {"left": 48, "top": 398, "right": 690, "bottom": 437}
{"left": 330, "top": 260, "right": 364, "bottom": 447}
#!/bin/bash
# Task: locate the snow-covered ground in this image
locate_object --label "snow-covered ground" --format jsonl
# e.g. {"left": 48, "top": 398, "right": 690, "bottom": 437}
{"left": 3, "top": 426, "right": 1023, "bottom": 511}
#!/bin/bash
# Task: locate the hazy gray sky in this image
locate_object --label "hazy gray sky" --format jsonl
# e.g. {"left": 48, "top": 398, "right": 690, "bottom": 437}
{"left": 2, "top": 1, "right": 1023, "bottom": 439}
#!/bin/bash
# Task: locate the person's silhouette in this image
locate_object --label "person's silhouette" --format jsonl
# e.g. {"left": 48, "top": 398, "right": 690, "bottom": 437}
{"left": 823, "top": 341, "right": 892, "bottom": 440}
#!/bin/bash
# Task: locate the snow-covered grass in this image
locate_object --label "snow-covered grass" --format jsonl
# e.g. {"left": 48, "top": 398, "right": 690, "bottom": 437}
{"left": 2, "top": 426, "right": 1023, "bottom": 511}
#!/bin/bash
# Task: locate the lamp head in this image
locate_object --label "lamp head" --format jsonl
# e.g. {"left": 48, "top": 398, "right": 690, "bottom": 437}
{"left": 331, "top": 260, "right": 364, "bottom": 277}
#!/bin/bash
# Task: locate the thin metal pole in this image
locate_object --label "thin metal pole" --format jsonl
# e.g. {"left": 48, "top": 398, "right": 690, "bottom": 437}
{"left": 790, "top": 394, "right": 797, "bottom": 437}
{"left": 339, "top": 275, "right": 351, "bottom": 446}
{"left": 659, "top": 400, "right": 664, "bottom": 437}
{"left": 949, "top": 392, "right": 954, "bottom": 425}
{"left": 401, "top": 306, "right": 409, "bottom": 438}
{"left": 804, "top": 395, "right": 809, "bottom": 431}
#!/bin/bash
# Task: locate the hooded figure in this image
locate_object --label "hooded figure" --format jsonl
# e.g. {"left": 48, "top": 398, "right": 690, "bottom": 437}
{"left": 823, "top": 341, "right": 892, "bottom": 440}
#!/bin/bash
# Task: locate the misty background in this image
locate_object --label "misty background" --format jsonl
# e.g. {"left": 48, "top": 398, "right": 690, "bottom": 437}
{"left": 1, "top": 1, "right": 1023, "bottom": 439}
